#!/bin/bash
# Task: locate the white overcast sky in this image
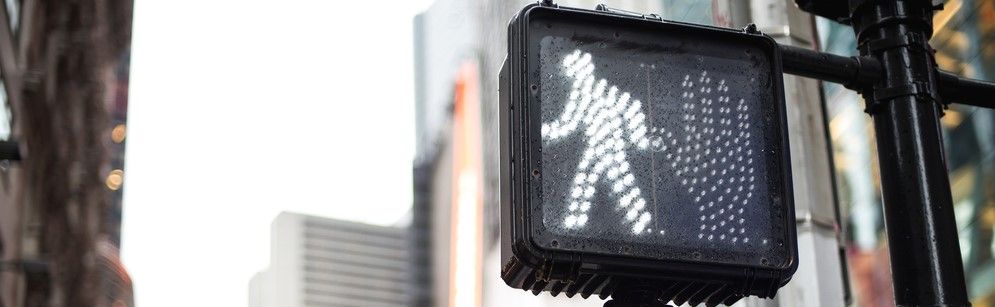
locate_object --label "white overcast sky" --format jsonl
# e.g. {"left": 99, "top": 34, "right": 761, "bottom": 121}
{"left": 121, "top": 0, "right": 431, "bottom": 306}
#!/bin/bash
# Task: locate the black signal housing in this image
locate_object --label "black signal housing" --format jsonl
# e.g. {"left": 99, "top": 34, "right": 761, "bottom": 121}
{"left": 499, "top": 3, "right": 797, "bottom": 306}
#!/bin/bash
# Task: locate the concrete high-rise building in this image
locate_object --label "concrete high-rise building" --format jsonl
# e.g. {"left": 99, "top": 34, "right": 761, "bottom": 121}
{"left": 250, "top": 212, "right": 411, "bottom": 307}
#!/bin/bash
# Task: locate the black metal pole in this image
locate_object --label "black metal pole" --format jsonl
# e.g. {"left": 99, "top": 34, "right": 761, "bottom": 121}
{"left": 849, "top": 1, "right": 970, "bottom": 306}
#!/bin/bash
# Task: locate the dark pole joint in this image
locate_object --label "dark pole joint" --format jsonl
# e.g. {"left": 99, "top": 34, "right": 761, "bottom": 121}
{"left": 778, "top": 43, "right": 881, "bottom": 90}
{"left": 849, "top": 0, "right": 938, "bottom": 43}
{"left": 865, "top": 80, "right": 941, "bottom": 114}
{"left": 859, "top": 32, "right": 929, "bottom": 54}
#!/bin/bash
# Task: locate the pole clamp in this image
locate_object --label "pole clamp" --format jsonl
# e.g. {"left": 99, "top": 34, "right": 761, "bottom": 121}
{"left": 865, "top": 80, "right": 945, "bottom": 114}
{"left": 859, "top": 32, "right": 928, "bottom": 54}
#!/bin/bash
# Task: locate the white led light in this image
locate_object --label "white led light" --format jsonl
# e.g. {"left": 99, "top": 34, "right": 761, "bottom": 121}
{"left": 545, "top": 50, "right": 761, "bottom": 242}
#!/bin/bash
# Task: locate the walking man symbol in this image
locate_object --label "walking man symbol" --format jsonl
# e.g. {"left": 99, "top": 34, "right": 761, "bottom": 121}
{"left": 542, "top": 49, "right": 759, "bottom": 242}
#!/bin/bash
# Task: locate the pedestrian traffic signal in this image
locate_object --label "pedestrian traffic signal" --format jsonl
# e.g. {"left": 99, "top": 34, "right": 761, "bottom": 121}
{"left": 499, "top": 4, "right": 797, "bottom": 306}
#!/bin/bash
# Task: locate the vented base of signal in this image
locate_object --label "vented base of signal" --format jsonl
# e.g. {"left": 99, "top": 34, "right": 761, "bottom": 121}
{"left": 501, "top": 255, "right": 790, "bottom": 307}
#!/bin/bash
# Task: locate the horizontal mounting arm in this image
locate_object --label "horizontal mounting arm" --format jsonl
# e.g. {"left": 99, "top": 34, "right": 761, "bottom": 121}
{"left": 779, "top": 43, "right": 995, "bottom": 109}
{"left": 936, "top": 71, "right": 995, "bottom": 109}
{"left": 779, "top": 44, "right": 880, "bottom": 90}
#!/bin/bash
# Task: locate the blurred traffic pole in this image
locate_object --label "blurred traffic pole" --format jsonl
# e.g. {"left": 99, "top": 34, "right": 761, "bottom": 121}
{"left": 0, "top": 1, "right": 134, "bottom": 307}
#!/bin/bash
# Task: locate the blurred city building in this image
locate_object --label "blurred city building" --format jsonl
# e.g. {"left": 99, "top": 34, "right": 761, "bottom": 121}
{"left": 250, "top": 212, "right": 414, "bottom": 307}
{"left": 0, "top": 1, "right": 134, "bottom": 307}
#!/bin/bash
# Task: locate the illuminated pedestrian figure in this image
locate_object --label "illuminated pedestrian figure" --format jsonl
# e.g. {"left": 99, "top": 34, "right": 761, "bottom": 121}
{"left": 542, "top": 50, "right": 655, "bottom": 234}
{"left": 543, "top": 50, "right": 759, "bottom": 242}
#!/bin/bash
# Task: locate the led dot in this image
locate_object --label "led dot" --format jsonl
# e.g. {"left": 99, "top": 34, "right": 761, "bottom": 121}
{"left": 565, "top": 216, "right": 577, "bottom": 227}
{"left": 744, "top": 238, "right": 749, "bottom": 243}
